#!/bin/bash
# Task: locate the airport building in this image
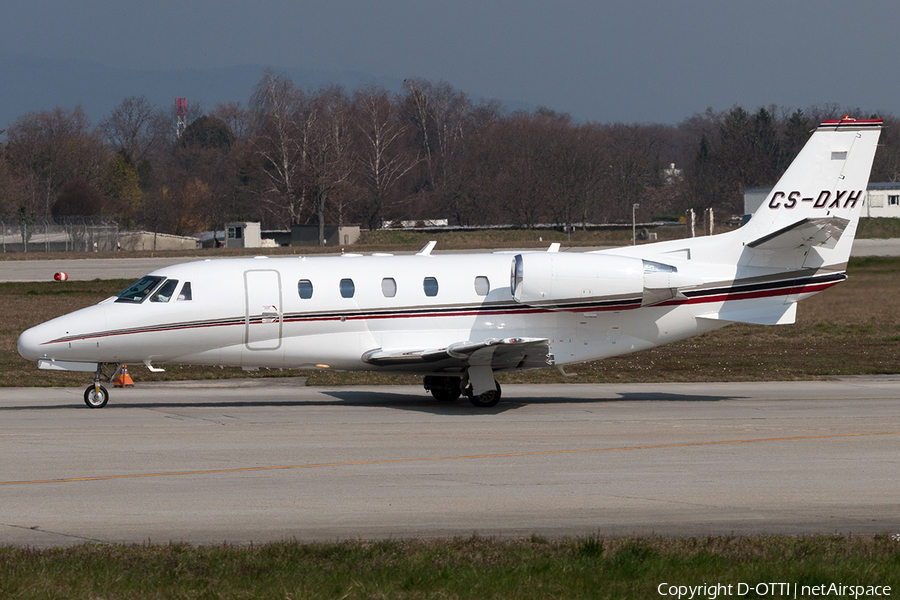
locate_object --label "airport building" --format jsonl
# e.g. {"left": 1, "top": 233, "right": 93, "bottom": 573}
{"left": 863, "top": 183, "right": 900, "bottom": 218}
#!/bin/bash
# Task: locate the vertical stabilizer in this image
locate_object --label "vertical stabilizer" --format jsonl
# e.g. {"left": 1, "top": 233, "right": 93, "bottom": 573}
{"left": 742, "top": 118, "right": 882, "bottom": 268}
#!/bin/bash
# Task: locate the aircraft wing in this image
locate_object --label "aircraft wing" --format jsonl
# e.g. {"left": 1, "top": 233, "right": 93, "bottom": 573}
{"left": 746, "top": 216, "right": 849, "bottom": 250}
{"left": 362, "top": 337, "right": 551, "bottom": 371}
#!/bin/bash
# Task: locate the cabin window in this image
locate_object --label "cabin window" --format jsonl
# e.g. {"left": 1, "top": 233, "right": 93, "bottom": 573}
{"left": 423, "top": 277, "right": 439, "bottom": 297}
{"left": 177, "top": 281, "right": 192, "bottom": 301}
{"left": 474, "top": 276, "right": 490, "bottom": 296}
{"left": 150, "top": 279, "right": 179, "bottom": 303}
{"left": 340, "top": 278, "right": 355, "bottom": 298}
{"left": 382, "top": 277, "right": 397, "bottom": 298}
{"left": 115, "top": 276, "right": 164, "bottom": 303}
{"left": 298, "top": 279, "right": 313, "bottom": 299}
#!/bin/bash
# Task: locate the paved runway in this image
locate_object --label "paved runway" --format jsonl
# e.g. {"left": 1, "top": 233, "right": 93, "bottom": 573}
{"left": 2, "top": 378, "right": 898, "bottom": 548}
{"left": 0, "top": 256, "right": 205, "bottom": 282}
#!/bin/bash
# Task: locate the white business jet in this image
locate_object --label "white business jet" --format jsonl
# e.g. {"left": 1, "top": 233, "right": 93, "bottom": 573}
{"left": 18, "top": 118, "right": 882, "bottom": 408}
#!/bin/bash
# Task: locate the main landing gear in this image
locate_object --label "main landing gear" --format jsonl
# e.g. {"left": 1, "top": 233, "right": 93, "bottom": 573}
{"left": 83, "top": 363, "right": 124, "bottom": 409}
{"left": 466, "top": 382, "right": 501, "bottom": 408}
{"left": 423, "top": 374, "right": 502, "bottom": 408}
{"left": 424, "top": 376, "right": 462, "bottom": 402}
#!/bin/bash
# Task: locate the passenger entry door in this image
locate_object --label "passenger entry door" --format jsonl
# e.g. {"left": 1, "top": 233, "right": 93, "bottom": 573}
{"left": 244, "top": 270, "right": 282, "bottom": 350}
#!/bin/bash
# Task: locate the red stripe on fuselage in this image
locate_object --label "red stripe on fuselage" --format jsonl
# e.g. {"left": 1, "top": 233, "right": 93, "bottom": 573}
{"left": 40, "top": 276, "right": 841, "bottom": 346}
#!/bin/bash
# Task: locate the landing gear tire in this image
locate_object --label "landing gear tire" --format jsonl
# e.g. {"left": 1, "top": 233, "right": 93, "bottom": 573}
{"left": 467, "top": 382, "right": 501, "bottom": 408}
{"left": 84, "top": 385, "right": 109, "bottom": 409}
{"left": 424, "top": 376, "right": 462, "bottom": 402}
{"left": 431, "top": 387, "right": 461, "bottom": 402}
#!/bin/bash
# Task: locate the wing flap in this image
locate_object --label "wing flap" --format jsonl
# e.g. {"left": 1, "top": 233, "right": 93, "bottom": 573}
{"left": 362, "top": 337, "right": 551, "bottom": 371}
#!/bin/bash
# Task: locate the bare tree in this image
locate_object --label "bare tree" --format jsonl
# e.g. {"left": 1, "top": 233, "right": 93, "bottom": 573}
{"left": 870, "top": 114, "right": 900, "bottom": 182}
{"left": 99, "top": 96, "right": 169, "bottom": 165}
{"left": 303, "top": 86, "right": 354, "bottom": 245}
{"left": 353, "top": 86, "right": 418, "bottom": 230}
{"left": 444, "top": 100, "right": 505, "bottom": 226}
{"left": 490, "top": 111, "right": 554, "bottom": 227}
{"left": 5, "top": 106, "right": 108, "bottom": 217}
{"left": 598, "top": 123, "right": 660, "bottom": 222}
{"left": 402, "top": 79, "right": 472, "bottom": 213}
{"left": 212, "top": 101, "right": 253, "bottom": 142}
{"left": 249, "top": 69, "right": 308, "bottom": 228}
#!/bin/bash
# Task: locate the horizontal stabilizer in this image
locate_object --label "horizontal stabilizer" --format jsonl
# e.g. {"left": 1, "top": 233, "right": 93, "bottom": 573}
{"left": 362, "top": 337, "right": 551, "bottom": 371}
{"left": 697, "top": 302, "right": 797, "bottom": 326}
{"left": 747, "top": 217, "right": 849, "bottom": 251}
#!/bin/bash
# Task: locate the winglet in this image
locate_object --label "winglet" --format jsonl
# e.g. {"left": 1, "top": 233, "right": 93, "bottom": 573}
{"left": 417, "top": 241, "right": 437, "bottom": 256}
{"left": 547, "top": 243, "right": 561, "bottom": 253}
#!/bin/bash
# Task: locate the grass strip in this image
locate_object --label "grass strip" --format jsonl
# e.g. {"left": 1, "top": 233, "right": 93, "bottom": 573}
{"left": 1, "top": 536, "right": 898, "bottom": 599}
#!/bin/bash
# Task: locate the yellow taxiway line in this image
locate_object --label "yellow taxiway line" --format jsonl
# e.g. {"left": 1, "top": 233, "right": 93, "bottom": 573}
{"left": 3, "top": 431, "right": 897, "bottom": 487}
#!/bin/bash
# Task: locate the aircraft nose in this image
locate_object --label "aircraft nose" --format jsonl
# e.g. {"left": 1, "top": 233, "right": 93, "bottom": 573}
{"left": 17, "top": 323, "right": 47, "bottom": 362}
{"left": 18, "top": 305, "right": 109, "bottom": 363}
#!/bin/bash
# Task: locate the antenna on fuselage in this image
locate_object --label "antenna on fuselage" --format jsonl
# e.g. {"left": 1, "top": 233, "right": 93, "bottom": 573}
{"left": 416, "top": 241, "right": 437, "bottom": 256}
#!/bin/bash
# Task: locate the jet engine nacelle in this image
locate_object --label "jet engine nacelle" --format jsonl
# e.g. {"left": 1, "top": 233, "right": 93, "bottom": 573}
{"left": 511, "top": 253, "right": 645, "bottom": 305}
{"left": 511, "top": 252, "right": 690, "bottom": 308}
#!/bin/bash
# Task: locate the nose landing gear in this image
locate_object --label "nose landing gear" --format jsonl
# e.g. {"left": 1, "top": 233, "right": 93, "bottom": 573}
{"left": 84, "top": 383, "right": 109, "bottom": 408}
{"left": 83, "top": 363, "right": 123, "bottom": 408}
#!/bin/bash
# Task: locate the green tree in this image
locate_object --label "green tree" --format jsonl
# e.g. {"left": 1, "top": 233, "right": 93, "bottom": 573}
{"left": 105, "top": 149, "right": 142, "bottom": 223}
{"left": 180, "top": 115, "right": 235, "bottom": 151}
{"left": 52, "top": 178, "right": 105, "bottom": 217}
{"left": 750, "top": 107, "right": 780, "bottom": 184}
{"left": 780, "top": 109, "right": 811, "bottom": 168}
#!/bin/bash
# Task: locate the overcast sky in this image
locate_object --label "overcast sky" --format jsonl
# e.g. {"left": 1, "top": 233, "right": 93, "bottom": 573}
{"left": 1, "top": 0, "right": 898, "bottom": 124}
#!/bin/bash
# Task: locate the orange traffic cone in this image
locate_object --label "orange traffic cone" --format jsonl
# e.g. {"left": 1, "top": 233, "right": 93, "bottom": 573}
{"left": 114, "top": 364, "right": 135, "bottom": 388}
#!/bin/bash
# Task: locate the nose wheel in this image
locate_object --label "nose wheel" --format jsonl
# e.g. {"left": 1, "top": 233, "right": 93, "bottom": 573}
{"left": 84, "top": 384, "right": 109, "bottom": 408}
{"left": 81, "top": 363, "right": 123, "bottom": 408}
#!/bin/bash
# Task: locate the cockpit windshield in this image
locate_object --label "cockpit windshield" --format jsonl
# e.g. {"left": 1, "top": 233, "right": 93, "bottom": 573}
{"left": 115, "top": 276, "right": 164, "bottom": 303}
{"left": 149, "top": 279, "right": 179, "bottom": 303}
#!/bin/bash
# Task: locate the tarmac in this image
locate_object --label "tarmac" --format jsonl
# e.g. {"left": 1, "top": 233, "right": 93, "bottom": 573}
{"left": 1, "top": 378, "right": 899, "bottom": 547}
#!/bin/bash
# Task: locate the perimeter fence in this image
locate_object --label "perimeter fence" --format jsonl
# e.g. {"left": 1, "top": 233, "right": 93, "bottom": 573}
{"left": 0, "top": 216, "right": 121, "bottom": 253}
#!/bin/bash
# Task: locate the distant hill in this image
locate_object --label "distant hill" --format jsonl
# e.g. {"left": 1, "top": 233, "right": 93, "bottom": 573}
{"left": 0, "top": 52, "right": 407, "bottom": 130}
